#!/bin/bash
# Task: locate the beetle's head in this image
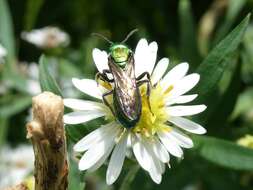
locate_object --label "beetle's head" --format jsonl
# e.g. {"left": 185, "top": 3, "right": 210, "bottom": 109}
{"left": 110, "top": 44, "right": 131, "bottom": 68}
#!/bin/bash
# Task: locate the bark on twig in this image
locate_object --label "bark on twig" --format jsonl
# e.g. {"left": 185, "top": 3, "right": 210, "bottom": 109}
{"left": 26, "top": 92, "right": 68, "bottom": 190}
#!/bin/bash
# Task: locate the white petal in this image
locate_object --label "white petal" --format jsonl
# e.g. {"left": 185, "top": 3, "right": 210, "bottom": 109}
{"left": 134, "top": 41, "right": 158, "bottom": 77}
{"left": 147, "top": 156, "right": 162, "bottom": 184}
{"left": 139, "top": 137, "right": 162, "bottom": 184}
{"left": 72, "top": 78, "right": 102, "bottom": 99}
{"left": 64, "top": 98, "right": 105, "bottom": 111}
{"left": 131, "top": 134, "right": 150, "bottom": 171}
{"left": 165, "top": 94, "right": 198, "bottom": 106}
{"left": 169, "top": 74, "right": 200, "bottom": 99}
{"left": 151, "top": 58, "right": 169, "bottom": 85}
{"left": 92, "top": 48, "right": 109, "bottom": 73}
{"left": 78, "top": 134, "right": 116, "bottom": 171}
{"left": 167, "top": 128, "right": 193, "bottom": 148}
{"left": 134, "top": 38, "right": 149, "bottom": 77}
{"left": 64, "top": 110, "right": 105, "bottom": 124}
{"left": 149, "top": 170, "right": 162, "bottom": 184}
{"left": 106, "top": 131, "right": 128, "bottom": 185}
{"left": 169, "top": 116, "right": 206, "bottom": 134}
{"left": 161, "top": 62, "right": 189, "bottom": 91}
{"left": 143, "top": 138, "right": 164, "bottom": 175}
{"left": 166, "top": 105, "right": 207, "bottom": 116}
{"left": 146, "top": 41, "right": 158, "bottom": 74}
{"left": 148, "top": 164, "right": 162, "bottom": 184}
{"left": 152, "top": 137, "right": 170, "bottom": 163}
{"left": 88, "top": 144, "right": 114, "bottom": 172}
{"left": 73, "top": 122, "right": 117, "bottom": 152}
{"left": 158, "top": 131, "right": 183, "bottom": 158}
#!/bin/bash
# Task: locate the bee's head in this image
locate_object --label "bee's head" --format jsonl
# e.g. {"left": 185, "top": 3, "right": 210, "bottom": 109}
{"left": 92, "top": 29, "right": 138, "bottom": 68}
{"left": 110, "top": 44, "right": 131, "bottom": 68}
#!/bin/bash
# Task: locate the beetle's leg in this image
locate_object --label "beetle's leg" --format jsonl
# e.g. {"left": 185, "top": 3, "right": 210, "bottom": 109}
{"left": 102, "top": 90, "right": 115, "bottom": 116}
{"left": 137, "top": 79, "right": 154, "bottom": 115}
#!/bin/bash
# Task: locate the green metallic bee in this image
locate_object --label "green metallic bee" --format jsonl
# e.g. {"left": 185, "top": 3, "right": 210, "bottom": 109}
{"left": 94, "top": 29, "right": 152, "bottom": 128}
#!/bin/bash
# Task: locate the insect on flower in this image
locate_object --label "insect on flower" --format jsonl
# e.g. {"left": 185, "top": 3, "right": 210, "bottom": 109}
{"left": 93, "top": 29, "right": 153, "bottom": 129}
{"left": 64, "top": 31, "right": 207, "bottom": 185}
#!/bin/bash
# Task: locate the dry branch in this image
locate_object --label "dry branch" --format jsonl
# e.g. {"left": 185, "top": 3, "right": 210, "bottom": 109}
{"left": 26, "top": 92, "right": 68, "bottom": 190}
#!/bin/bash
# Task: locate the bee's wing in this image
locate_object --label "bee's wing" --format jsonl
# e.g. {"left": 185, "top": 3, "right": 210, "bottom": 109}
{"left": 125, "top": 53, "right": 135, "bottom": 79}
{"left": 108, "top": 55, "right": 140, "bottom": 120}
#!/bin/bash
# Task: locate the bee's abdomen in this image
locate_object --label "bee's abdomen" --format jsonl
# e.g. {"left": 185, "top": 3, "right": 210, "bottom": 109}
{"left": 113, "top": 88, "right": 142, "bottom": 128}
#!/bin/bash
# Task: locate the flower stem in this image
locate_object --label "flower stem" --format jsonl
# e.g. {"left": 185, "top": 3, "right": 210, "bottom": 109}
{"left": 119, "top": 165, "right": 140, "bottom": 190}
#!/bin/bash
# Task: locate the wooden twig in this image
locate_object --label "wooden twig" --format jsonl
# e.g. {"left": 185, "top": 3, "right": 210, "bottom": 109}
{"left": 26, "top": 92, "right": 68, "bottom": 190}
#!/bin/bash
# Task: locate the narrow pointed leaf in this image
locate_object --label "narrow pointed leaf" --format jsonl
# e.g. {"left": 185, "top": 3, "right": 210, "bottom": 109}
{"left": 39, "top": 55, "right": 62, "bottom": 96}
{"left": 0, "top": 95, "right": 31, "bottom": 117}
{"left": 193, "top": 14, "right": 250, "bottom": 105}
{"left": 0, "top": 0, "right": 15, "bottom": 62}
{"left": 178, "top": 0, "right": 200, "bottom": 69}
{"left": 213, "top": 0, "right": 247, "bottom": 44}
{"left": 193, "top": 135, "right": 253, "bottom": 171}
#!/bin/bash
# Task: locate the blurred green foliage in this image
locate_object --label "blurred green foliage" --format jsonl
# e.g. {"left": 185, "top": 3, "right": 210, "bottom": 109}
{"left": 1, "top": 0, "right": 253, "bottom": 189}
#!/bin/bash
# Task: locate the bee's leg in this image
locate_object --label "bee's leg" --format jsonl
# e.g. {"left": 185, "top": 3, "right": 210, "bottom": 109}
{"left": 137, "top": 80, "right": 154, "bottom": 115}
{"left": 102, "top": 90, "right": 115, "bottom": 116}
{"left": 136, "top": 72, "right": 152, "bottom": 86}
{"left": 102, "top": 69, "right": 114, "bottom": 82}
{"left": 137, "top": 72, "right": 154, "bottom": 113}
{"left": 95, "top": 71, "right": 114, "bottom": 84}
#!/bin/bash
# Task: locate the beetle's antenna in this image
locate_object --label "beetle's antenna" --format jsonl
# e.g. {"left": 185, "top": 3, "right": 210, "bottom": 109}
{"left": 121, "top": 29, "right": 138, "bottom": 43}
{"left": 91, "top": 33, "right": 113, "bottom": 45}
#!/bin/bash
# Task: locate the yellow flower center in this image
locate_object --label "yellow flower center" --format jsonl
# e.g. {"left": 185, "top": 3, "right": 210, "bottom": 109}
{"left": 100, "top": 79, "right": 174, "bottom": 137}
{"left": 132, "top": 84, "right": 172, "bottom": 137}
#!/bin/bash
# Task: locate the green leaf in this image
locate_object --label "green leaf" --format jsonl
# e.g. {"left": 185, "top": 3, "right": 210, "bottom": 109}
{"left": 178, "top": 0, "right": 200, "bottom": 69}
{"left": 0, "top": 118, "right": 8, "bottom": 148}
{"left": 2, "top": 69, "right": 30, "bottom": 94}
{"left": 207, "top": 58, "right": 241, "bottom": 126}
{"left": 0, "top": 0, "right": 15, "bottom": 63}
{"left": 66, "top": 118, "right": 105, "bottom": 143}
{"left": 213, "top": 0, "right": 247, "bottom": 45}
{"left": 68, "top": 152, "right": 85, "bottom": 190}
{"left": 0, "top": 95, "right": 31, "bottom": 117}
{"left": 119, "top": 165, "right": 140, "bottom": 190}
{"left": 24, "top": 0, "right": 45, "bottom": 30}
{"left": 196, "top": 53, "right": 241, "bottom": 124}
{"left": 58, "top": 58, "right": 82, "bottom": 78}
{"left": 231, "top": 87, "right": 253, "bottom": 119}
{"left": 193, "top": 135, "right": 253, "bottom": 171}
{"left": 39, "top": 55, "right": 62, "bottom": 96}
{"left": 194, "top": 14, "right": 250, "bottom": 106}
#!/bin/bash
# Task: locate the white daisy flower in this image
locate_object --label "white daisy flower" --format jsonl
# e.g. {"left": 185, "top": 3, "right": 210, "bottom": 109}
{"left": 0, "top": 145, "right": 34, "bottom": 189}
{"left": 21, "top": 26, "right": 70, "bottom": 49}
{"left": 64, "top": 38, "right": 207, "bottom": 185}
{"left": 0, "top": 43, "right": 7, "bottom": 64}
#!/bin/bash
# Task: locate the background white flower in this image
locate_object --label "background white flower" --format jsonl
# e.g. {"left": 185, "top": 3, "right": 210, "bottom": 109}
{"left": 64, "top": 38, "right": 207, "bottom": 185}
{"left": 0, "top": 44, "right": 7, "bottom": 64}
{"left": 21, "top": 26, "right": 70, "bottom": 49}
{"left": 0, "top": 145, "right": 34, "bottom": 189}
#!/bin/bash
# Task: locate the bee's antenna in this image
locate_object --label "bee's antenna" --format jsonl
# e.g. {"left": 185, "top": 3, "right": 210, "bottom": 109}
{"left": 121, "top": 29, "right": 138, "bottom": 43}
{"left": 91, "top": 33, "right": 113, "bottom": 45}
